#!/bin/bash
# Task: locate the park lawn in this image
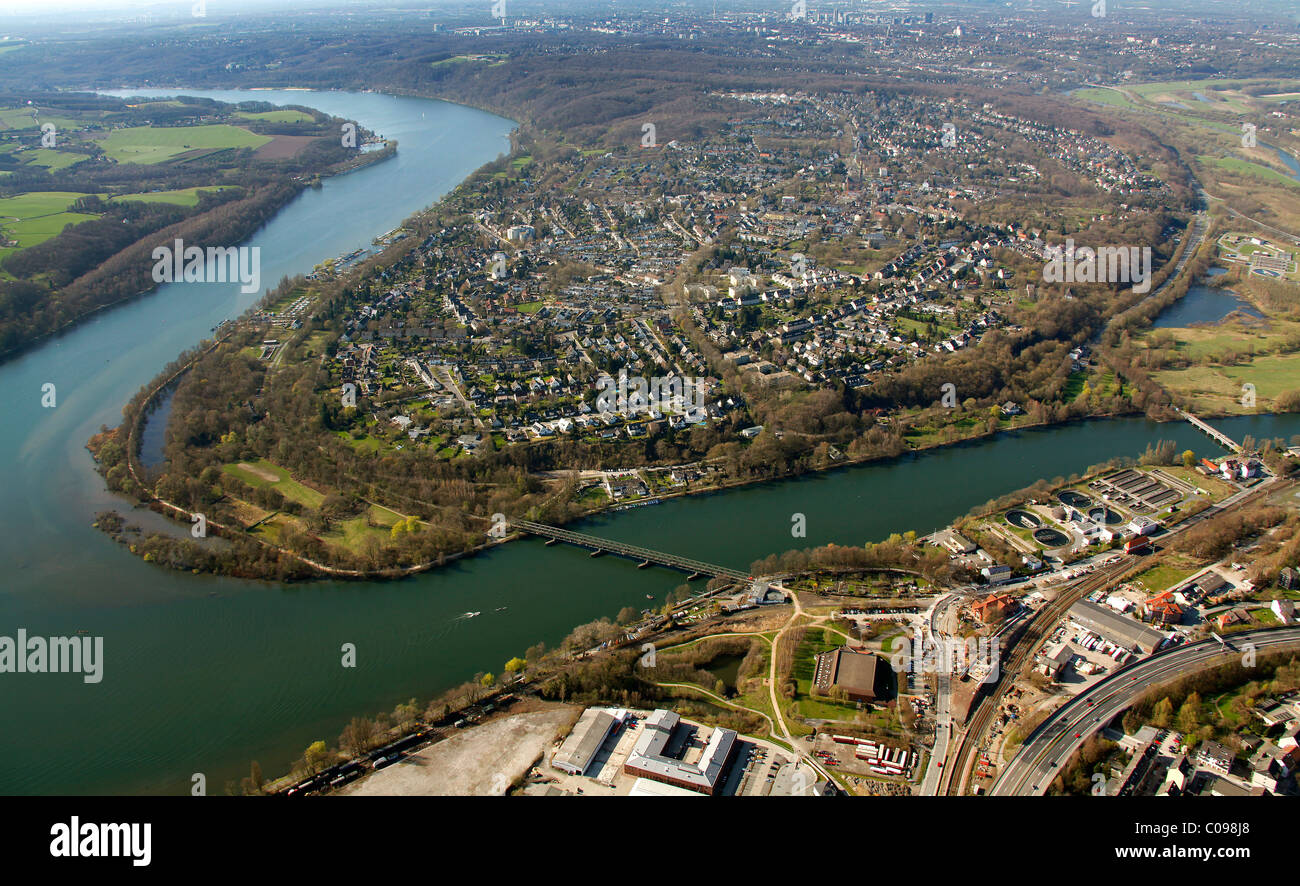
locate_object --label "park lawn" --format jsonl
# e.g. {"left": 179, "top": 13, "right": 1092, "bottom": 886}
{"left": 111, "top": 185, "right": 233, "bottom": 207}
{"left": 221, "top": 459, "right": 326, "bottom": 509}
{"left": 789, "top": 627, "right": 863, "bottom": 726}
{"left": 95, "top": 124, "right": 270, "bottom": 165}
{"left": 319, "top": 508, "right": 401, "bottom": 555}
{"left": 515, "top": 301, "right": 544, "bottom": 313}
{"left": 247, "top": 512, "right": 295, "bottom": 544}
{"left": 236, "top": 109, "right": 314, "bottom": 124}
{"left": 1131, "top": 563, "right": 1196, "bottom": 594}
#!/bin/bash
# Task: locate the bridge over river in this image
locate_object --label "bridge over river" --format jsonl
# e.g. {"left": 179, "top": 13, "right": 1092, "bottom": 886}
{"left": 508, "top": 519, "right": 752, "bottom": 582}
{"left": 1176, "top": 408, "right": 1242, "bottom": 453}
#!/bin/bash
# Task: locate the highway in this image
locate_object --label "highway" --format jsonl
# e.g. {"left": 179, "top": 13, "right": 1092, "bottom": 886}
{"left": 935, "top": 475, "right": 1288, "bottom": 793}
{"left": 940, "top": 558, "right": 1132, "bottom": 794}
{"left": 993, "top": 626, "right": 1300, "bottom": 796}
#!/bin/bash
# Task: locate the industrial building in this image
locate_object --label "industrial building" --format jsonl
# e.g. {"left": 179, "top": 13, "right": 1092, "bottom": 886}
{"left": 622, "top": 709, "right": 737, "bottom": 796}
{"left": 552, "top": 707, "right": 624, "bottom": 776}
{"left": 813, "top": 646, "right": 890, "bottom": 702}
{"left": 1068, "top": 599, "right": 1168, "bottom": 654}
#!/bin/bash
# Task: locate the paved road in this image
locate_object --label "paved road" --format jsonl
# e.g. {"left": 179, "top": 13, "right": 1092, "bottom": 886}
{"left": 992, "top": 626, "right": 1300, "bottom": 796}
{"left": 919, "top": 594, "right": 957, "bottom": 795}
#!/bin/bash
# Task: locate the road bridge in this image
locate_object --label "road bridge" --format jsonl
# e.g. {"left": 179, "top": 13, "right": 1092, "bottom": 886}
{"left": 508, "top": 519, "right": 752, "bottom": 582}
{"left": 1177, "top": 408, "right": 1242, "bottom": 454}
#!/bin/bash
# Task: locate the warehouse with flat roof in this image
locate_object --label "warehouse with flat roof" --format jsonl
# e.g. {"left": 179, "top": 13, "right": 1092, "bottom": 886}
{"left": 623, "top": 709, "right": 737, "bottom": 795}
{"left": 1068, "top": 599, "right": 1168, "bottom": 654}
{"left": 552, "top": 708, "right": 620, "bottom": 776}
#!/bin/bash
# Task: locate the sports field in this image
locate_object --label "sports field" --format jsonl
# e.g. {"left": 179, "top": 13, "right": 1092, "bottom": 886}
{"left": 94, "top": 124, "right": 271, "bottom": 164}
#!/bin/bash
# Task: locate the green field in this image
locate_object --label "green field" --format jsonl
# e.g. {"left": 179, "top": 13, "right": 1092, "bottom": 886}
{"left": 236, "top": 109, "right": 314, "bottom": 124}
{"left": 1073, "top": 87, "right": 1141, "bottom": 110}
{"left": 790, "top": 627, "right": 867, "bottom": 726}
{"left": 221, "top": 459, "right": 325, "bottom": 509}
{"left": 1198, "top": 155, "right": 1300, "bottom": 189}
{"left": 1131, "top": 563, "right": 1195, "bottom": 594}
{"left": 21, "top": 148, "right": 89, "bottom": 172}
{"left": 431, "top": 54, "right": 507, "bottom": 68}
{"left": 0, "top": 191, "right": 98, "bottom": 264}
{"left": 94, "top": 124, "right": 270, "bottom": 165}
{"left": 110, "top": 186, "right": 233, "bottom": 207}
{"left": 1153, "top": 354, "right": 1300, "bottom": 413}
{"left": 222, "top": 458, "right": 414, "bottom": 554}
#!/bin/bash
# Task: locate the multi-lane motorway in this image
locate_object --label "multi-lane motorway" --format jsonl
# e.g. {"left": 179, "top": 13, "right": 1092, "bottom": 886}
{"left": 939, "top": 559, "right": 1133, "bottom": 794}
{"left": 993, "top": 626, "right": 1300, "bottom": 796}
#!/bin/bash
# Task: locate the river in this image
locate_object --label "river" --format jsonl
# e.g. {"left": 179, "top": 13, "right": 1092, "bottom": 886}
{"left": 1, "top": 89, "right": 1298, "bottom": 796}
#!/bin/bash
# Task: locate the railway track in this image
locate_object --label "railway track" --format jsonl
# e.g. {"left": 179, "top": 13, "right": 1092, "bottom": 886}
{"left": 941, "top": 561, "right": 1129, "bottom": 795}
{"left": 940, "top": 476, "right": 1292, "bottom": 794}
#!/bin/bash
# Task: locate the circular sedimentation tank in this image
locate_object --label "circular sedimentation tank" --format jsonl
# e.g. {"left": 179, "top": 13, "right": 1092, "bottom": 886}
{"left": 1058, "top": 490, "right": 1092, "bottom": 509}
{"left": 1088, "top": 506, "right": 1123, "bottom": 526}
{"left": 1005, "top": 509, "right": 1042, "bottom": 529}
{"left": 1033, "top": 528, "right": 1070, "bottom": 547}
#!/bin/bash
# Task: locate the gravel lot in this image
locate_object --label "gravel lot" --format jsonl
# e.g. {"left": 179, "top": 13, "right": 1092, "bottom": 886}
{"left": 343, "top": 706, "right": 579, "bottom": 796}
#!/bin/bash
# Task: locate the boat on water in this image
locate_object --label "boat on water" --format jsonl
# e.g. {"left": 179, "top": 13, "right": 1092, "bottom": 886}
{"left": 464, "top": 611, "right": 481, "bottom": 618}
{"left": 645, "top": 594, "right": 654, "bottom": 600}
{"left": 495, "top": 607, "right": 507, "bottom": 612}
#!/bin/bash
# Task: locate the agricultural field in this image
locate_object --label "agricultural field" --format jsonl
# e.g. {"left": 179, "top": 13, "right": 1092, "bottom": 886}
{"left": 20, "top": 147, "right": 90, "bottom": 172}
{"left": 0, "top": 191, "right": 97, "bottom": 264}
{"left": 94, "top": 124, "right": 271, "bottom": 164}
{"left": 0, "top": 106, "right": 84, "bottom": 131}
{"left": 1072, "top": 77, "right": 1300, "bottom": 230}
{"left": 236, "top": 109, "right": 315, "bottom": 124}
{"left": 1152, "top": 354, "right": 1300, "bottom": 414}
{"left": 110, "top": 185, "right": 234, "bottom": 207}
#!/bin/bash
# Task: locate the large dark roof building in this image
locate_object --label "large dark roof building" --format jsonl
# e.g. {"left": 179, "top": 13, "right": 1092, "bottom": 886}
{"left": 813, "top": 646, "right": 890, "bottom": 702}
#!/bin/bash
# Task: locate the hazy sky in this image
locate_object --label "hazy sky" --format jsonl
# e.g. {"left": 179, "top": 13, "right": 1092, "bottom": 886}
{"left": 0, "top": 0, "right": 372, "bottom": 14}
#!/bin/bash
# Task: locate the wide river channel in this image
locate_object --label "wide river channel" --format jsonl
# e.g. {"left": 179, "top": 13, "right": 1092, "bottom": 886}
{"left": 1, "top": 88, "right": 1298, "bottom": 795}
